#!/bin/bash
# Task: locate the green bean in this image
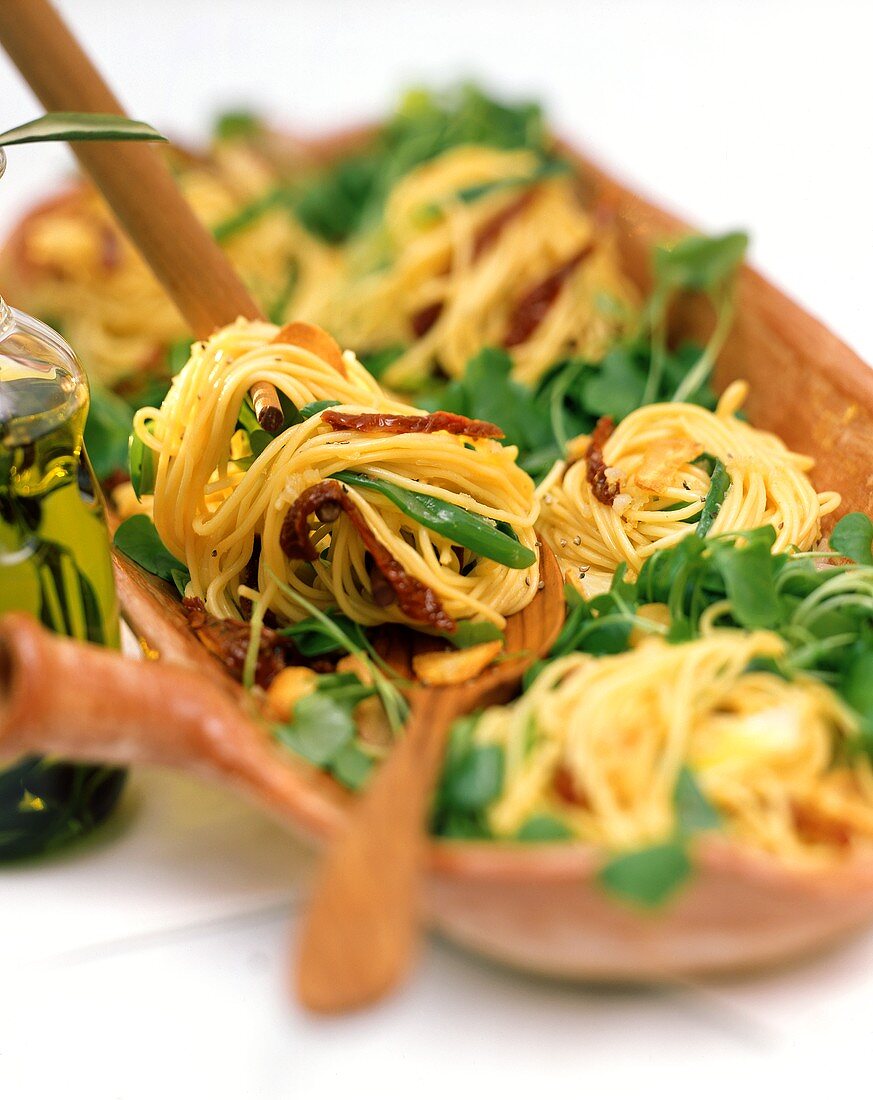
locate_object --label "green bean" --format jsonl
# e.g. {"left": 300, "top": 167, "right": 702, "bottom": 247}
{"left": 334, "top": 470, "right": 536, "bottom": 570}
{"left": 694, "top": 453, "right": 731, "bottom": 537}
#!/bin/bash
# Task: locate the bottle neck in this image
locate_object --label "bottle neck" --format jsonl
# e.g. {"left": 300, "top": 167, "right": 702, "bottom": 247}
{"left": 0, "top": 296, "right": 13, "bottom": 344}
{"left": 0, "top": 149, "right": 11, "bottom": 342}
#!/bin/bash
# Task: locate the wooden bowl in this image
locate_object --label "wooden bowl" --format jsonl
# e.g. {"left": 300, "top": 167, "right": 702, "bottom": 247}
{"left": 9, "top": 129, "right": 873, "bottom": 980}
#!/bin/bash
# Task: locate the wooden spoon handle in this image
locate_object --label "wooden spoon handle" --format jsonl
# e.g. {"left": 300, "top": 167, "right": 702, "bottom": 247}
{"left": 0, "top": 613, "right": 337, "bottom": 831}
{"left": 295, "top": 688, "right": 465, "bottom": 1013}
{"left": 0, "top": 0, "right": 281, "bottom": 429}
{"left": 295, "top": 544, "right": 565, "bottom": 1013}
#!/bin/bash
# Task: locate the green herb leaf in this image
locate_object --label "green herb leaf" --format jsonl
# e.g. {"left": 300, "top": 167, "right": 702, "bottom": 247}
{"left": 128, "top": 431, "right": 156, "bottom": 500}
{"left": 334, "top": 470, "right": 536, "bottom": 569}
{"left": 295, "top": 83, "right": 547, "bottom": 243}
{"left": 599, "top": 842, "right": 692, "bottom": 907}
{"left": 450, "top": 157, "right": 570, "bottom": 204}
{"left": 169, "top": 567, "right": 190, "bottom": 598}
{"left": 831, "top": 513, "right": 873, "bottom": 566}
{"left": 167, "top": 338, "right": 192, "bottom": 375}
{"left": 330, "top": 742, "right": 375, "bottom": 791}
{"left": 0, "top": 113, "right": 167, "bottom": 147}
{"left": 434, "top": 348, "right": 535, "bottom": 447}
{"left": 299, "top": 399, "right": 340, "bottom": 420}
{"left": 212, "top": 110, "right": 263, "bottom": 142}
{"left": 443, "top": 621, "right": 504, "bottom": 649}
{"left": 841, "top": 651, "right": 873, "bottom": 736}
{"left": 268, "top": 574, "right": 409, "bottom": 734}
{"left": 653, "top": 231, "right": 748, "bottom": 294}
{"left": 439, "top": 743, "right": 504, "bottom": 812}
{"left": 359, "top": 346, "right": 407, "bottom": 380}
{"left": 212, "top": 186, "right": 292, "bottom": 243}
{"left": 114, "top": 515, "right": 187, "bottom": 584}
{"left": 712, "top": 535, "right": 781, "bottom": 629}
{"left": 279, "top": 610, "right": 361, "bottom": 657}
{"left": 515, "top": 814, "right": 574, "bottom": 842}
{"left": 273, "top": 693, "right": 355, "bottom": 767}
{"left": 84, "top": 383, "right": 133, "bottom": 480}
{"left": 248, "top": 430, "right": 273, "bottom": 458}
{"left": 581, "top": 346, "right": 647, "bottom": 422}
{"left": 674, "top": 768, "right": 720, "bottom": 835}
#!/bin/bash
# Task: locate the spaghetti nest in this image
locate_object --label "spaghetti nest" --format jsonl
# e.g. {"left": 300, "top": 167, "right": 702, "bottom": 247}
{"left": 3, "top": 141, "right": 635, "bottom": 393}
{"left": 315, "top": 145, "right": 638, "bottom": 389}
{"left": 133, "top": 319, "right": 540, "bottom": 631}
{"left": 1, "top": 143, "right": 338, "bottom": 385}
{"left": 537, "top": 381, "right": 840, "bottom": 596}
{"left": 468, "top": 631, "right": 873, "bottom": 864}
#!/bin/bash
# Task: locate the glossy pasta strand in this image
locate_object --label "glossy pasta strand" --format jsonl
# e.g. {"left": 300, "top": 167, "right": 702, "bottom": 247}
{"left": 134, "top": 319, "right": 540, "bottom": 630}
{"left": 538, "top": 381, "right": 841, "bottom": 595}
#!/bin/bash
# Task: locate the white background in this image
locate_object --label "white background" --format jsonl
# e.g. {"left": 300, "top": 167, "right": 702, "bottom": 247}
{"left": 2, "top": 2, "right": 873, "bottom": 1096}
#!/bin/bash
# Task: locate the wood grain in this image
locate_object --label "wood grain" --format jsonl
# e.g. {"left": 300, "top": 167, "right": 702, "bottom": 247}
{"left": 296, "top": 544, "right": 565, "bottom": 1013}
{"left": 0, "top": 613, "right": 349, "bottom": 838}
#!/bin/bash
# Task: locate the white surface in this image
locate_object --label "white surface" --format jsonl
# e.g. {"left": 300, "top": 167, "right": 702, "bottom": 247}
{"left": 2, "top": 1, "right": 873, "bottom": 1095}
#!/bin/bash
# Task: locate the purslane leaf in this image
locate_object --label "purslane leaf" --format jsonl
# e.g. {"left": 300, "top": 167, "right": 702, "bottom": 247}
{"left": 515, "top": 814, "right": 574, "bottom": 842}
{"left": 599, "top": 842, "right": 692, "bottom": 907}
{"left": 674, "top": 768, "right": 720, "bottom": 835}
{"left": 273, "top": 693, "right": 355, "bottom": 767}
{"left": 653, "top": 231, "right": 748, "bottom": 293}
{"left": 831, "top": 513, "right": 873, "bottom": 566}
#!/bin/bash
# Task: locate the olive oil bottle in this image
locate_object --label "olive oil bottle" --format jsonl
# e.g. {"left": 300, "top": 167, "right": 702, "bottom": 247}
{"left": 0, "top": 299, "right": 126, "bottom": 858}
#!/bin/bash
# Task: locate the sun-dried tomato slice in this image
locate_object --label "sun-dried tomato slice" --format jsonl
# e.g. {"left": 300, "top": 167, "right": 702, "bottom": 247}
{"left": 472, "top": 191, "right": 535, "bottom": 260}
{"left": 586, "top": 416, "right": 618, "bottom": 506}
{"left": 182, "top": 597, "right": 290, "bottom": 687}
{"left": 503, "top": 243, "right": 595, "bottom": 347}
{"left": 321, "top": 409, "right": 502, "bottom": 440}
{"left": 280, "top": 481, "right": 455, "bottom": 632}
{"left": 410, "top": 300, "right": 444, "bottom": 338}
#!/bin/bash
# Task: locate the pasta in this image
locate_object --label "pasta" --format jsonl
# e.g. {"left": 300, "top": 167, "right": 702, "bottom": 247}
{"left": 2, "top": 143, "right": 338, "bottom": 385}
{"left": 467, "top": 631, "right": 873, "bottom": 864}
{"left": 314, "top": 146, "right": 638, "bottom": 389}
{"left": 134, "top": 318, "right": 540, "bottom": 631}
{"left": 11, "top": 89, "right": 871, "bottom": 891}
{"left": 1, "top": 135, "right": 636, "bottom": 396}
{"left": 537, "top": 381, "right": 841, "bottom": 596}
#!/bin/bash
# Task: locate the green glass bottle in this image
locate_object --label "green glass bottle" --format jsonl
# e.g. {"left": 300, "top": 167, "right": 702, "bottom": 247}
{"left": 0, "top": 294, "right": 126, "bottom": 858}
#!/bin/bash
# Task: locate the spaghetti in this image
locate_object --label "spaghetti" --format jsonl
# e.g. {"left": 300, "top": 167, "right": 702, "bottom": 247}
{"left": 537, "top": 381, "right": 841, "bottom": 596}
{"left": 1, "top": 138, "right": 636, "bottom": 395}
{"left": 466, "top": 631, "right": 873, "bottom": 864}
{"left": 133, "top": 318, "right": 540, "bottom": 631}
{"left": 1, "top": 143, "right": 339, "bottom": 386}
{"left": 317, "top": 145, "right": 638, "bottom": 389}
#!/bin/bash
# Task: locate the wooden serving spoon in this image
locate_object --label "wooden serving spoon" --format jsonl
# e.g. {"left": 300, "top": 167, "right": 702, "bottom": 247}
{"left": 0, "top": 547, "right": 562, "bottom": 839}
{"left": 0, "top": 0, "right": 570, "bottom": 1010}
{"left": 0, "top": 612, "right": 350, "bottom": 835}
{"left": 296, "top": 544, "right": 565, "bottom": 1013}
{"left": 0, "top": 0, "right": 282, "bottom": 431}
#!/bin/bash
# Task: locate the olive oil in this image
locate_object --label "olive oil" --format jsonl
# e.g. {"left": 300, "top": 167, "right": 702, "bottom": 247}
{"left": 0, "top": 304, "right": 125, "bottom": 858}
